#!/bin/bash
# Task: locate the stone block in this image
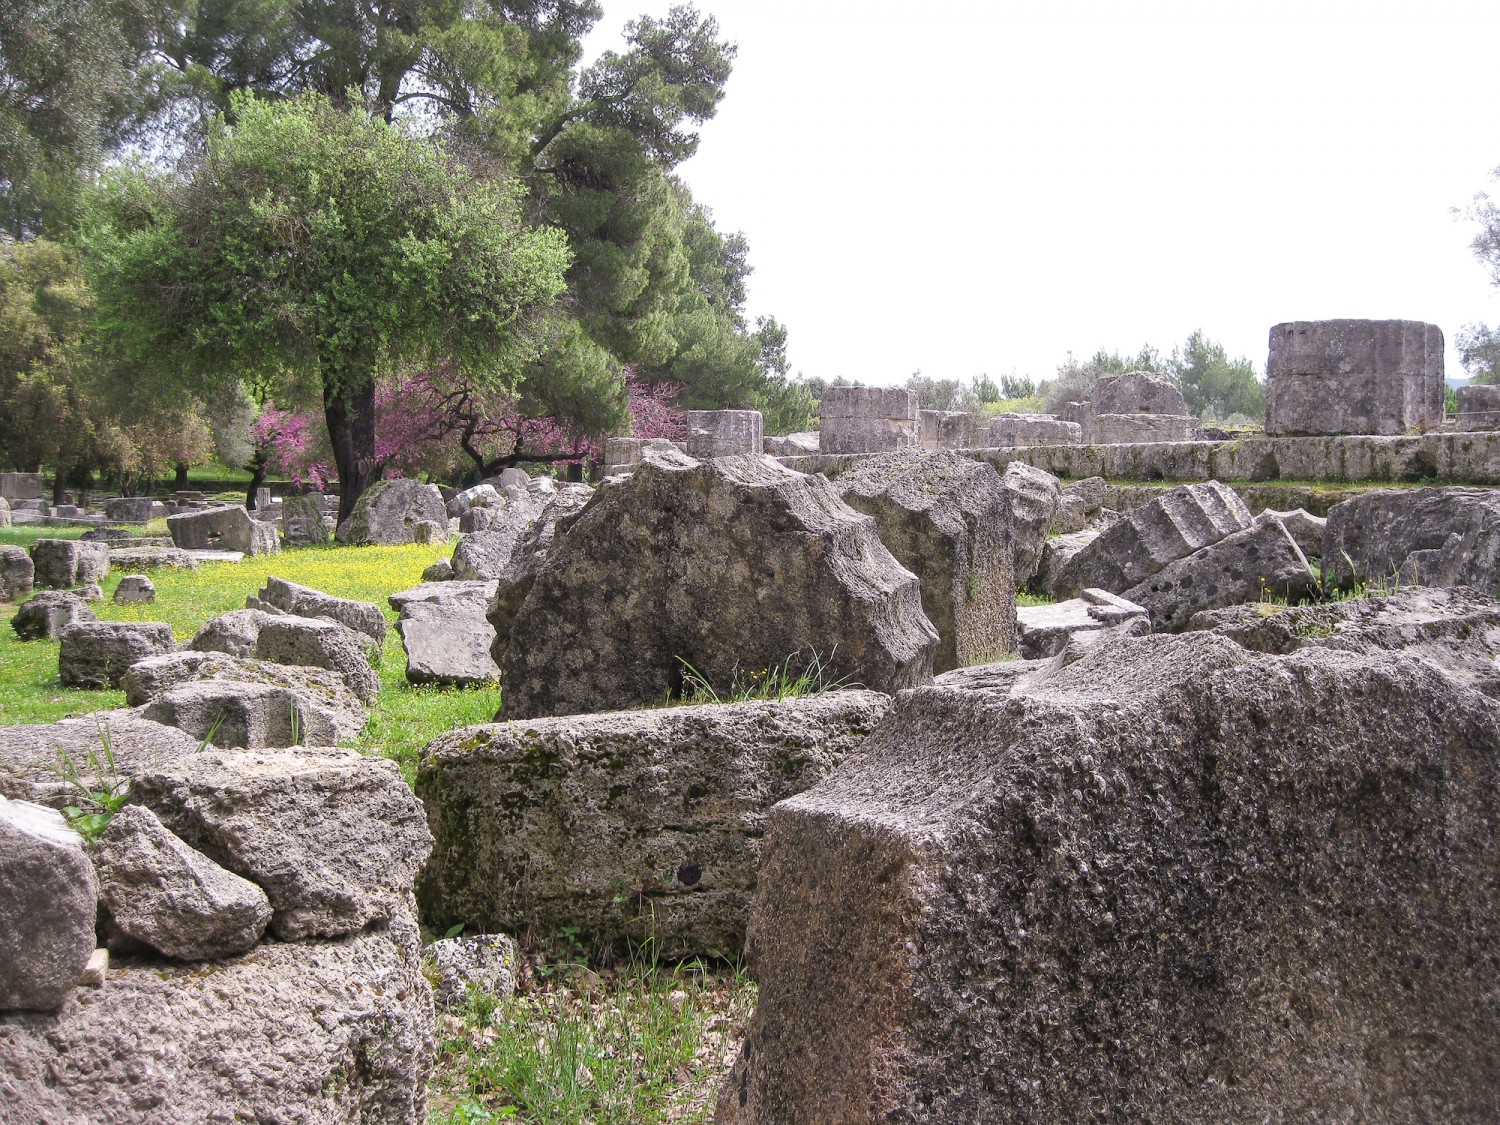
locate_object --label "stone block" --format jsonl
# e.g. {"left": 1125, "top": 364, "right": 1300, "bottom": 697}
{"left": 1016, "top": 588, "right": 1148, "bottom": 658}
{"left": 188, "top": 609, "right": 278, "bottom": 657}
{"left": 396, "top": 600, "right": 499, "bottom": 686}
{"left": 1093, "top": 412, "right": 1195, "bottom": 444}
{"left": 30, "top": 539, "right": 110, "bottom": 589}
{"left": 686, "top": 410, "right": 765, "bottom": 459}
{"left": 1455, "top": 383, "right": 1500, "bottom": 432}
{"left": 1265, "top": 319, "right": 1445, "bottom": 436}
{"left": 428, "top": 933, "right": 519, "bottom": 1012}
{"left": 335, "top": 478, "right": 446, "bottom": 546}
{"left": 167, "top": 505, "right": 279, "bottom": 555}
{"left": 0, "top": 546, "right": 33, "bottom": 602}
{"left": 999, "top": 462, "right": 1062, "bottom": 586}
{"left": 58, "top": 622, "right": 176, "bottom": 688}
{"left": 104, "top": 496, "right": 153, "bottom": 523}
{"left": 417, "top": 691, "right": 892, "bottom": 958}
{"left": 112, "top": 575, "right": 156, "bottom": 604}
{"left": 0, "top": 797, "right": 97, "bottom": 1011}
{"left": 249, "top": 576, "right": 387, "bottom": 644}
{"left": 985, "top": 413, "right": 1083, "bottom": 447}
{"left": 762, "top": 432, "right": 820, "bottom": 457}
{"left": 255, "top": 616, "right": 380, "bottom": 705}
{"left": 0, "top": 473, "right": 43, "bottom": 501}
{"left": 11, "top": 592, "right": 97, "bottom": 641}
{"left": 1093, "top": 370, "right": 1189, "bottom": 416}
{"left": 918, "top": 409, "right": 975, "bottom": 450}
{"left": 818, "top": 386, "right": 919, "bottom": 454}
{"left": 1323, "top": 487, "right": 1500, "bottom": 594}
{"left": 279, "top": 494, "right": 331, "bottom": 547}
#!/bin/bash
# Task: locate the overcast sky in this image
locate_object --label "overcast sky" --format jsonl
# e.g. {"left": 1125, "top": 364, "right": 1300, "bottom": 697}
{"left": 583, "top": 0, "right": 1500, "bottom": 388}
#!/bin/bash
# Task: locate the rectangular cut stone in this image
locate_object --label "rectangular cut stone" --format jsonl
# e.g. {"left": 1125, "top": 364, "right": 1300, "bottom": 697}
{"left": 169, "top": 505, "right": 279, "bottom": 556}
{"left": 685, "top": 410, "right": 764, "bottom": 459}
{"left": 1265, "top": 319, "right": 1445, "bottom": 436}
{"left": 1093, "top": 413, "right": 1194, "bottom": 444}
{"left": 1456, "top": 384, "right": 1500, "bottom": 432}
{"left": 104, "top": 497, "right": 153, "bottom": 523}
{"left": 0, "top": 473, "right": 43, "bottom": 501}
{"left": 986, "top": 414, "right": 1082, "bottom": 448}
{"left": 919, "top": 410, "right": 975, "bottom": 450}
{"left": 819, "top": 387, "right": 919, "bottom": 454}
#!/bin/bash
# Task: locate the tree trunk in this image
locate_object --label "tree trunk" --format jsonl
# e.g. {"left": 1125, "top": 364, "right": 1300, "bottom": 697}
{"left": 52, "top": 470, "right": 67, "bottom": 507}
{"left": 245, "top": 449, "right": 268, "bottom": 510}
{"left": 325, "top": 379, "right": 378, "bottom": 526}
{"left": 174, "top": 462, "right": 190, "bottom": 491}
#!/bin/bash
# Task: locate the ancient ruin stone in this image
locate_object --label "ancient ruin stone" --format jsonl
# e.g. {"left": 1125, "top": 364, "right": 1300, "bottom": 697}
{"left": 411, "top": 519, "right": 445, "bottom": 545}
{"left": 1253, "top": 507, "right": 1326, "bottom": 559}
{"left": 686, "top": 409, "right": 764, "bottom": 458}
{"left": 918, "top": 410, "right": 975, "bottom": 450}
{"left": 1455, "top": 383, "right": 1500, "bottom": 432}
{"left": 819, "top": 386, "right": 919, "bottom": 454}
{"left": 1016, "top": 588, "right": 1147, "bottom": 659}
{"left": 499, "top": 455, "right": 937, "bottom": 717}
{"left": 1265, "top": 319, "right": 1445, "bottom": 436}
{"left": 249, "top": 576, "right": 387, "bottom": 644}
{"left": 1323, "top": 486, "right": 1500, "bottom": 594}
{"left": 446, "top": 482, "right": 502, "bottom": 518}
{"left": 112, "top": 574, "right": 155, "bottom": 604}
{"left": 1051, "top": 476, "right": 1113, "bottom": 534}
{"left": 1053, "top": 481, "right": 1253, "bottom": 598}
{"left": 422, "top": 557, "right": 454, "bottom": 581}
{"left": 279, "top": 494, "right": 331, "bottom": 547}
{"left": 254, "top": 616, "right": 380, "bottom": 705}
{"left": 427, "top": 933, "right": 519, "bottom": 1012}
{"left": 985, "top": 413, "right": 1082, "bottom": 447}
{"left": 109, "top": 547, "right": 199, "bottom": 572}
{"left": 389, "top": 580, "right": 497, "bottom": 615}
{"left": 132, "top": 747, "right": 432, "bottom": 942}
{"left": 336, "top": 478, "right": 446, "bottom": 546}
{"left": 450, "top": 500, "right": 546, "bottom": 582}
{"left": 0, "top": 797, "right": 97, "bottom": 1011}
{"left": 0, "top": 927, "right": 433, "bottom": 1123}
{"left": 718, "top": 613, "right": 1500, "bottom": 1124}
{"left": 1032, "top": 530, "right": 1100, "bottom": 598}
{"left": 602, "top": 437, "right": 683, "bottom": 476}
{"left": 94, "top": 805, "right": 271, "bottom": 961}
{"left": 762, "top": 432, "right": 820, "bottom": 457}
{"left": 482, "top": 486, "right": 595, "bottom": 666}
{"left": 168, "top": 505, "right": 279, "bottom": 555}
{"left": 103, "top": 496, "right": 153, "bottom": 523}
{"left": 58, "top": 622, "right": 175, "bottom": 688}
{"left": 30, "top": 539, "right": 109, "bottom": 589}
{"left": 999, "top": 462, "right": 1062, "bottom": 586}
{"left": 1092, "top": 412, "right": 1195, "bottom": 443}
{"left": 0, "top": 713, "right": 201, "bottom": 805}
{"left": 1093, "top": 370, "right": 1189, "bottom": 416}
{"left": 1123, "top": 519, "right": 1318, "bottom": 632}
{"left": 396, "top": 601, "right": 498, "bottom": 686}
{"left": 188, "top": 608, "right": 278, "bottom": 657}
{"left": 835, "top": 452, "right": 1015, "bottom": 673}
{"left": 418, "top": 691, "right": 892, "bottom": 958}
{"left": 0, "top": 548, "right": 34, "bottom": 604}
{"left": 0, "top": 498, "right": 9, "bottom": 529}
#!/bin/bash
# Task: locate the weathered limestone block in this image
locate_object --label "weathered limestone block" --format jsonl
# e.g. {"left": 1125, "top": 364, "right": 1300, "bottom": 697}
{"left": 112, "top": 574, "right": 155, "bottom": 604}
{"left": 396, "top": 600, "right": 499, "bottom": 686}
{"left": 0, "top": 547, "right": 33, "bottom": 603}
{"left": 999, "top": 462, "right": 1062, "bottom": 586}
{"left": 388, "top": 580, "right": 497, "bottom": 614}
{"left": 279, "top": 494, "right": 331, "bottom": 547}
{"left": 918, "top": 410, "right": 975, "bottom": 450}
{"left": 1092, "top": 412, "right": 1195, "bottom": 444}
{"left": 422, "top": 557, "right": 454, "bottom": 581}
{"left": 1123, "top": 519, "right": 1318, "bottom": 632}
{"left": 1266, "top": 319, "right": 1445, "bottom": 436}
{"left": 249, "top": 576, "right": 387, "bottom": 644}
{"left": 762, "top": 432, "right": 820, "bottom": 457}
{"left": 686, "top": 409, "right": 764, "bottom": 459}
{"left": 0, "top": 472, "right": 43, "bottom": 501}
{"left": 1032, "top": 530, "right": 1099, "bottom": 598}
{"left": 427, "top": 933, "right": 518, "bottom": 1011}
{"left": 484, "top": 485, "right": 596, "bottom": 665}
{"left": 0, "top": 798, "right": 97, "bottom": 1010}
{"left": 499, "top": 455, "right": 937, "bottom": 717}
{"left": 1253, "top": 507, "right": 1326, "bottom": 559}
{"left": 109, "top": 547, "right": 199, "bottom": 572}
{"left": 0, "top": 927, "right": 434, "bottom": 1124}
{"left": 445, "top": 483, "right": 502, "bottom": 518}
{"left": 188, "top": 608, "right": 279, "bottom": 657}
{"left": 336, "top": 478, "right": 446, "bottom": 546}
{"left": 0, "top": 497, "right": 9, "bottom": 529}
{"left": 450, "top": 499, "right": 546, "bottom": 582}
{"left": 411, "top": 519, "right": 445, "bottom": 545}
{"left": 167, "top": 505, "right": 279, "bottom": 555}
{"left": 719, "top": 613, "right": 1500, "bottom": 1124}
{"left": 1016, "top": 588, "right": 1147, "bottom": 659}
{"left": 417, "top": 691, "right": 892, "bottom": 958}
{"left": 94, "top": 805, "right": 271, "bottom": 960}
{"left": 132, "top": 747, "right": 432, "bottom": 942}
{"left": 1093, "top": 370, "right": 1189, "bottom": 416}
{"left": 0, "top": 713, "right": 201, "bottom": 805}
{"left": 1455, "top": 383, "right": 1500, "bottom": 432}
{"left": 1054, "top": 481, "right": 1253, "bottom": 598}
{"left": 1323, "top": 486, "right": 1500, "bottom": 594}
{"left": 103, "top": 496, "right": 153, "bottom": 523}
{"left": 985, "top": 413, "right": 1083, "bottom": 448}
{"left": 1051, "top": 475, "right": 1113, "bottom": 533}
{"left": 57, "top": 622, "right": 175, "bottom": 688}
{"left": 819, "top": 386, "right": 919, "bottom": 454}
{"left": 255, "top": 616, "right": 380, "bottom": 705}
{"left": 835, "top": 452, "right": 1016, "bottom": 672}
{"left": 602, "top": 437, "right": 683, "bottom": 476}
{"left": 30, "top": 539, "right": 109, "bottom": 589}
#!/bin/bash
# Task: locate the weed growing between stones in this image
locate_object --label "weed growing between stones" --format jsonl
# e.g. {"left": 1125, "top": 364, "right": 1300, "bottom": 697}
{"left": 673, "top": 649, "right": 850, "bottom": 705}
{"left": 50, "top": 718, "right": 131, "bottom": 840}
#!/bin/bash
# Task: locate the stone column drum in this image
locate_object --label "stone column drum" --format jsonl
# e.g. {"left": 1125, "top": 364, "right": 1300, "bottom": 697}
{"left": 818, "top": 387, "right": 919, "bottom": 454}
{"left": 685, "top": 410, "right": 764, "bottom": 459}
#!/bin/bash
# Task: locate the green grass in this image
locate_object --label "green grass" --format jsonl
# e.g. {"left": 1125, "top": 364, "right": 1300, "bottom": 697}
{"left": 429, "top": 958, "right": 754, "bottom": 1125}
{"left": 1015, "top": 590, "right": 1054, "bottom": 607}
{"left": 0, "top": 529, "right": 498, "bottom": 779}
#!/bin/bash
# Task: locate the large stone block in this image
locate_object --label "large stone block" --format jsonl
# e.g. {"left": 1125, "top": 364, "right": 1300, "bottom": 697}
{"left": 188, "top": 608, "right": 279, "bottom": 657}
{"left": 336, "top": 478, "right": 446, "bottom": 546}
{"left": 0, "top": 713, "right": 202, "bottom": 805}
{"left": 0, "top": 927, "right": 433, "bottom": 1123}
{"left": 0, "top": 547, "right": 33, "bottom": 603}
{"left": 1054, "top": 481, "right": 1253, "bottom": 597}
{"left": 167, "top": 505, "right": 278, "bottom": 555}
{"left": 719, "top": 600, "right": 1500, "bottom": 1123}
{"left": 918, "top": 410, "right": 974, "bottom": 450}
{"left": 254, "top": 616, "right": 380, "bottom": 705}
{"left": 103, "top": 496, "right": 153, "bottom": 523}
{"left": 998, "top": 462, "right": 1061, "bottom": 586}
{"left": 0, "top": 473, "right": 43, "bottom": 501}
{"left": 1265, "top": 319, "right": 1445, "bottom": 436}
{"left": 132, "top": 747, "right": 432, "bottom": 942}
{"left": 29, "top": 539, "right": 109, "bottom": 589}
{"left": 686, "top": 410, "right": 764, "bottom": 459}
{"left": 818, "top": 386, "right": 919, "bottom": 454}
{"left": 498, "top": 454, "right": 937, "bottom": 718}
{"left": 396, "top": 600, "right": 498, "bottom": 686}
{"left": 279, "top": 494, "right": 331, "bottom": 547}
{"left": 1323, "top": 486, "right": 1500, "bottom": 594}
{"left": 449, "top": 498, "right": 546, "bottom": 582}
{"left": 485, "top": 484, "right": 596, "bottom": 665}
{"left": 0, "top": 798, "right": 97, "bottom": 1011}
{"left": 1093, "top": 370, "right": 1189, "bottom": 416}
{"left": 835, "top": 452, "right": 1016, "bottom": 672}
{"left": 249, "top": 576, "right": 387, "bottom": 644}
{"left": 57, "top": 622, "right": 175, "bottom": 688}
{"left": 762, "top": 432, "right": 820, "bottom": 457}
{"left": 417, "top": 691, "right": 892, "bottom": 958}
{"left": 1092, "top": 412, "right": 1195, "bottom": 444}
{"left": 1455, "top": 383, "right": 1500, "bottom": 432}
{"left": 985, "top": 413, "right": 1082, "bottom": 448}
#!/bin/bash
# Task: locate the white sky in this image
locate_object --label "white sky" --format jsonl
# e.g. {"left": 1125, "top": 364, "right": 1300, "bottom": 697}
{"left": 583, "top": 0, "right": 1500, "bottom": 387}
